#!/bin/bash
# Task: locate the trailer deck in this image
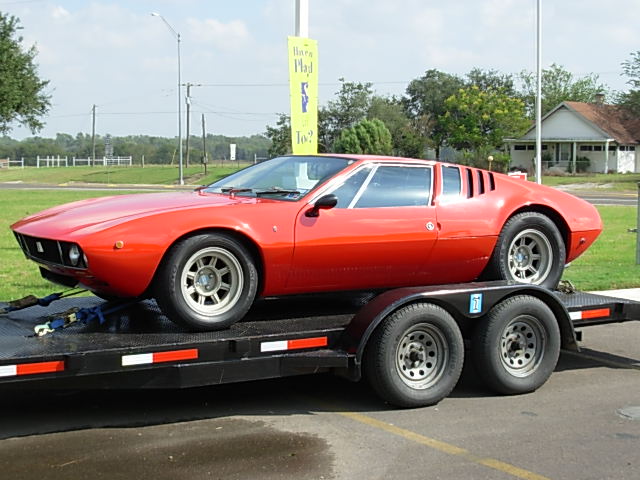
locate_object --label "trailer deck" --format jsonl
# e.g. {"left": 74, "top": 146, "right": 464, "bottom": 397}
{"left": 1, "top": 285, "right": 638, "bottom": 401}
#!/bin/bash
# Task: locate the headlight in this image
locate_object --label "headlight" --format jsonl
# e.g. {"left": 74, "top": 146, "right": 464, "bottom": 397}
{"left": 68, "top": 244, "right": 81, "bottom": 266}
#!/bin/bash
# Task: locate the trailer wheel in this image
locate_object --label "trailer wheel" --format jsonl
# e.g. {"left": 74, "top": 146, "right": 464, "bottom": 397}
{"left": 472, "top": 295, "right": 560, "bottom": 395}
{"left": 155, "top": 233, "right": 258, "bottom": 331}
{"left": 364, "top": 303, "right": 464, "bottom": 408}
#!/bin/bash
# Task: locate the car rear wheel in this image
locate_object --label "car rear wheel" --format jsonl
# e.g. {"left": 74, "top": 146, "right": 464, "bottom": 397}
{"left": 487, "top": 212, "right": 565, "bottom": 289}
{"left": 155, "top": 233, "right": 258, "bottom": 331}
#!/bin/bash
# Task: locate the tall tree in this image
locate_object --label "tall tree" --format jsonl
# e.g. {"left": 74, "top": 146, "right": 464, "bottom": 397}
{"left": 441, "top": 86, "right": 529, "bottom": 166}
{"left": 519, "top": 63, "right": 608, "bottom": 117}
{"left": 0, "top": 12, "right": 50, "bottom": 134}
{"left": 466, "top": 68, "right": 516, "bottom": 95}
{"left": 618, "top": 51, "right": 640, "bottom": 115}
{"left": 320, "top": 78, "right": 374, "bottom": 151}
{"left": 403, "top": 69, "right": 465, "bottom": 158}
{"left": 265, "top": 114, "right": 291, "bottom": 157}
{"left": 367, "top": 96, "right": 425, "bottom": 158}
{"left": 334, "top": 118, "right": 393, "bottom": 155}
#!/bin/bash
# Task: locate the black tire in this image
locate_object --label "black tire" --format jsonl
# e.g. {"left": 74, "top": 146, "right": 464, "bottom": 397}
{"left": 154, "top": 233, "right": 258, "bottom": 331}
{"left": 472, "top": 295, "right": 560, "bottom": 395}
{"left": 364, "top": 303, "right": 464, "bottom": 408}
{"left": 486, "top": 212, "right": 565, "bottom": 289}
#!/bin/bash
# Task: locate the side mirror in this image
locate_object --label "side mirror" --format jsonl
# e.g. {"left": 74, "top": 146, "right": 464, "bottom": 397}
{"left": 305, "top": 194, "right": 338, "bottom": 217}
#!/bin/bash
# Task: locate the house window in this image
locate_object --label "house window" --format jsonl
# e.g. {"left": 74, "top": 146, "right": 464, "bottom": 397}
{"left": 609, "top": 145, "right": 617, "bottom": 151}
{"left": 514, "top": 145, "right": 527, "bottom": 150}
{"left": 593, "top": 145, "right": 602, "bottom": 151}
{"left": 630, "top": 146, "right": 636, "bottom": 151}
{"left": 580, "top": 146, "right": 593, "bottom": 151}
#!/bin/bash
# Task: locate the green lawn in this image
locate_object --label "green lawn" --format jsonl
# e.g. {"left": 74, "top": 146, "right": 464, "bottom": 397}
{"left": 0, "top": 188, "right": 637, "bottom": 301}
{"left": 0, "top": 163, "right": 250, "bottom": 186}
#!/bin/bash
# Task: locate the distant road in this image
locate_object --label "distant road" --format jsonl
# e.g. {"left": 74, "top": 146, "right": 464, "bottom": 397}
{"left": 0, "top": 182, "right": 637, "bottom": 205}
{"left": 569, "top": 191, "right": 638, "bottom": 206}
{"left": 0, "top": 182, "right": 193, "bottom": 191}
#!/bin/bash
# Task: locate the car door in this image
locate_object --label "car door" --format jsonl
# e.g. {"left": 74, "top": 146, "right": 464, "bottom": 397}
{"left": 287, "top": 163, "right": 438, "bottom": 292}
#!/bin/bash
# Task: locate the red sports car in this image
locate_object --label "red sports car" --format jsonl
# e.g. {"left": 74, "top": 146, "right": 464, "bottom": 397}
{"left": 11, "top": 155, "right": 602, "bottom": 330}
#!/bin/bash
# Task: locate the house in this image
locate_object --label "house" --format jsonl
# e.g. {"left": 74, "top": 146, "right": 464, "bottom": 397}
{"left": 505, "top": 100, "right": 640, "bottom": 174}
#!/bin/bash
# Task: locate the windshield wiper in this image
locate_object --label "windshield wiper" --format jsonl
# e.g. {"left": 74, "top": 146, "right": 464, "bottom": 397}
{"left": 220, "top": 187, "right": 253, "bottom": 195}
{"left": 255, "top": 187, "right": 300, "bottom": 195}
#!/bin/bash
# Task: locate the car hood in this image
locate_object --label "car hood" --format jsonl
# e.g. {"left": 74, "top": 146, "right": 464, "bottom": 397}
{"left": 11, "top": 191, "right": 258, "bottom": 237}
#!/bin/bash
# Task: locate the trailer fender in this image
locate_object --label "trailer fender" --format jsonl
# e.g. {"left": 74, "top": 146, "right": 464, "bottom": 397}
{"left": 341, "top": 282, "right": 578, "bottom": 373}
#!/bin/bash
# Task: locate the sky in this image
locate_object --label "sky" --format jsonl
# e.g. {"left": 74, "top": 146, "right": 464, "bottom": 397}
{"left": 1, "top": 0, "right": 639, "bottom": 140}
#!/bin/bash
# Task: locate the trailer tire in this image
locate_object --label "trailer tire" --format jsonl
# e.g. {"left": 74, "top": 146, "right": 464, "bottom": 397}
{"left": 364, "top": 302, "right": 464, "bottom": 408}
{"left": 472, "top": 295, "right": 560, "bottom": 395}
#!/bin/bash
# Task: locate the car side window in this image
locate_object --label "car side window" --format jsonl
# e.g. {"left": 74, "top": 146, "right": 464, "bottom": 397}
{"left": 330, "top": 167, "right": 372, "bottom": 208}
{"left": 354, "top": 165, "right": 432, "bottom": 208}
{"left": 441, "top": 165, "right": 462, "bottom": 199}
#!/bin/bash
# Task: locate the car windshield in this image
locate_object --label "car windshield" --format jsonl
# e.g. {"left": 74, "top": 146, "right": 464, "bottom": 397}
{"left": 205, "top": 155, "right": 353, "bottom": 201}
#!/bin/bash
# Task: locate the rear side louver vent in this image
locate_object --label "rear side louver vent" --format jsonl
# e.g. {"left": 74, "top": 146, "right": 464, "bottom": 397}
{"left": 466, "top": 169, "right": 496, "bottom": 198}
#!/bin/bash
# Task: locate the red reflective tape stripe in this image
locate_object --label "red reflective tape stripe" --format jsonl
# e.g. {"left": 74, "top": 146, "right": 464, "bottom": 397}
{"left": 581, "top": 308, "right": 610, "bottom": 319}
{"left": 287, "top": 337, "right": 328, "bottom": 350}
{"left": 152, "top": 349, "right": 199, "bottom": 363}
{"left": 16, "top": 360, "right": 64, "bottom": 376}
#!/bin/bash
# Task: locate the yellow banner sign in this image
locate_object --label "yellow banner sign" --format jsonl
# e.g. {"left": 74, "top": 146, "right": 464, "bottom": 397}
{"left": 288, "top": 36, "right": 318, "bottom": 155}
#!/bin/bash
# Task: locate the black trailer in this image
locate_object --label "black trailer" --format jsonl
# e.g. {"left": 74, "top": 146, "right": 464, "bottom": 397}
{"left": 1, "top": 282, "right": 638, "bottom": 407}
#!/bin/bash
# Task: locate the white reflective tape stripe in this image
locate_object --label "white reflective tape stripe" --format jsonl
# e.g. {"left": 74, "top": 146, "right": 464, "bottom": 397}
{"left": 261, "top": 340, "right": 288, "bottom": 352}
{"left": 0, "top": 365, "right": 18, "bottom": 377}
{"left": 122, "top": 353, "right": 154, "bottom": 366}
{"left": 569, "top": 311, "right": 582, "bottom": 320}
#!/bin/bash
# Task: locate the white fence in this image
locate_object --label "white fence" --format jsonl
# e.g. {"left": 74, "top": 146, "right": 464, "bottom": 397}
{"left": 33, "top": 156, "right": 133, "bottom": 167}
{"left": 0, "top": 158, "right": 25, "bottom": 168}
{"left": 37, "top": 155, "right": 68, "bottom": 167}
{"left": 72, "top": 156, "right": 132, "bottom": 167}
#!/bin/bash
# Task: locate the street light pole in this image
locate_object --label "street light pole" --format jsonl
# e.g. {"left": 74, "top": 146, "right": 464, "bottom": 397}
{"left": 151, "top": 12, "right": 184, "bottom": 185}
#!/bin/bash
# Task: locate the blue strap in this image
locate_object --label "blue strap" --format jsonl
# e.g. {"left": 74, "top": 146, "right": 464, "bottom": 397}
{"left": 37, "top": 293, "right": 63, "bottom": 307}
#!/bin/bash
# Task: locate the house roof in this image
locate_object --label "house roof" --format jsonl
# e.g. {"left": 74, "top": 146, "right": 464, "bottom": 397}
{"left": 562, "top": 101, "right": 640, "bottom": 145}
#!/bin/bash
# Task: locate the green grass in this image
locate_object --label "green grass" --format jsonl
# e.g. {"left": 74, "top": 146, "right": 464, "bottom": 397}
{"left": 0, "top": 163, "right": 250, "bottom": 186}
{"left": 0, "top": 189, "right": 637, "bottom": 301}
{"left": 562, "top": 205, "right": 639, "bottom": 290}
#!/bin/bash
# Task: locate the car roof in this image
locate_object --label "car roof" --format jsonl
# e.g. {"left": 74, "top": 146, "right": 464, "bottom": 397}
{"left": 314, "top": 153, "right": 438, "bottom": 166}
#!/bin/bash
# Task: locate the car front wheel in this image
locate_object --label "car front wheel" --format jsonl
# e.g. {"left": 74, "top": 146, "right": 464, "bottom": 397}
{"left": 155, "top": 233, "right": 258, "bottom": 331}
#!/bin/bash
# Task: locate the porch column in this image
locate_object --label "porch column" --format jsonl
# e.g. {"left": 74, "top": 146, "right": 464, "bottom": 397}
{"left": 572, "top": 142, "right": 577, "bottom": 173}
{"left": 604, "top": 139, "right": 610, "bottom": 173}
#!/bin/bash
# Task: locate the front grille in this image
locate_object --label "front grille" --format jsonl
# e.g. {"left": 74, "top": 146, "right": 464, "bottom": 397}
{"left": 16, "top": 233, "right": 63, "bottom": 264}
{"left": 14, "top": 233, "right": 86, "bottom": 268}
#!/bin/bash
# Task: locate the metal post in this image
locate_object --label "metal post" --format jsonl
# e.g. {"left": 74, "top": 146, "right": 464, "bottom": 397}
{"left": 535, "top": 0, "right": 542, "bottom": 184}
{"left": 295, "top": 0, "right": 309, "bottom": 37}
{"left": 636, "top": 182, "right": 640, "bottom": 265}
{"left": 151, "top": 12, "right": 183, "bottom": 185}
{"left": 186, "top": 83, "right": 191, "bottom": 169}
{"left": 91, "top": 104, "right": 96, "bottom": 167}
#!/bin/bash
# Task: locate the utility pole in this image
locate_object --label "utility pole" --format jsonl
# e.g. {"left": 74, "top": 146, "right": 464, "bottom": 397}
{"left": 184, "top": 83, "right": 202, "bottom": 169}
{"left": 202, "top": 113, "right": 207, "bottom": 176}
{"left": 91, "top": 104, "right": 96, "bottom": 167}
